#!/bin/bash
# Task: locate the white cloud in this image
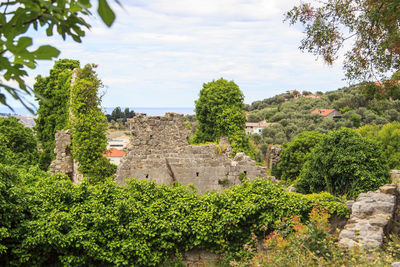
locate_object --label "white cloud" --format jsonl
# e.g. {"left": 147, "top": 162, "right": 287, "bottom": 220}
{"left": 8, "top": 0, "right": 347, "bottom": 110}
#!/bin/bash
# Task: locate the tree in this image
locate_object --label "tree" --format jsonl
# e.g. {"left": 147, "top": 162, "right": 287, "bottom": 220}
{"left": 193, "top": 78, "right": 251, "bottom": 154}
{"left": 272, "top": 131, "right": 324, "bottom": 183}
{"left": 34, "top": 59, "right": 80, "bottom": 170}
{"left": 68, "top": 64, "right": 116, "bottom": 183}
{"left": 296, "top": 128, "right": 390, "bottom": 198}
{"left": 286, "top": 0, "right": 400, "bottom": 81}
{"left": 0, "top": 0, "right": 117, "bottom": 110}
{"left": 0, "top": 117, "right": 39, "bottom": 166}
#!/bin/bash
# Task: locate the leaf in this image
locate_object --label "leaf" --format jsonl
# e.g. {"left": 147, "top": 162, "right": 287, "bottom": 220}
{"left": 98, "top": 0, "right": 116, "bottom": 27}
{"left": 33, "top": 45, "right": 60, "bottom": 60}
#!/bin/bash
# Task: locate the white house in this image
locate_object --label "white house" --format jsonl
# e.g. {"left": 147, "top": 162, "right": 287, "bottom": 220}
{"left": 245, "top": 122, "right": 274, "bottom": 135}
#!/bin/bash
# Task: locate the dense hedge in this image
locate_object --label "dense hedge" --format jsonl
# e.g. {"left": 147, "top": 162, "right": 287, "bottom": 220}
{"left": 0, "top": 165, "right": 348, "bottom": 266}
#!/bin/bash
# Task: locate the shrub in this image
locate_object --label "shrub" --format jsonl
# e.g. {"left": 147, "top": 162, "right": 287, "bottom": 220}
{"left": 296, "top": 128, "right": 391, "bottom": 198}
{"left": 272, "top": 131, "right": 324, "bottom": 183}
{"left": 0, "top": 165, "right": 348, "bottom": 266}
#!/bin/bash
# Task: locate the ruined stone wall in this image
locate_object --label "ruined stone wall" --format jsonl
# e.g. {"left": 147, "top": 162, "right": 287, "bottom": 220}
{"left": 116, "top": 113, "right": 268, "bottom": 194}
{"left": 49, "top": 130, "right": 82, "bottom": 184}
{"left": 265, "top": 145, "right": 281, "bottom": 169}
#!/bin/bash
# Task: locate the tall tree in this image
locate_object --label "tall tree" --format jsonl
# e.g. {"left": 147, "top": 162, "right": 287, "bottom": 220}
{"left": 286, "top": 0, "right": 400, "bottom": 81}
{"left": 34, "top": 59, "right": 80, "bottom": 170}
{"left": 68, "top": 64, "right": 116, "bottom": 183}
{"left": 193, "top": 78, "right": 251, "bottom": 155}
{"left": 0, "top": 0, "right": 117, "bottom": 110}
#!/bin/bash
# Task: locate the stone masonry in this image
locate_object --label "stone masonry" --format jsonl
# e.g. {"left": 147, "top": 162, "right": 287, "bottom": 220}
{"left": 116, "top": 113, "right": 268, "bottom": 194}
{"left": 339, "top": 184, "right": 398, "bottom": 249}
{"left": 49, "top": 130, "right": 83, "bottom": 184}
{"left": 265, "top": 145, "right": 281, "bottom": 169}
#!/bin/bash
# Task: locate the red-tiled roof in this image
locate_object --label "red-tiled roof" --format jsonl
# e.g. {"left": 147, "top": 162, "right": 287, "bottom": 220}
{"left": 311, "top": 109, "right": 336, "bottom": 116}
{"left": 103, "top": 148, "right": 126, "bottom": 157}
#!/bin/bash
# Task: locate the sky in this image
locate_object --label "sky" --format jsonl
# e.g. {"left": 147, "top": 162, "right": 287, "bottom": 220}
{"left": 5, "top": 0, "right": 349, "bottom": 109}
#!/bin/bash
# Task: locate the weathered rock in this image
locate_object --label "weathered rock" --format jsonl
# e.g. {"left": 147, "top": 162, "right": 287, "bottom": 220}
{"left": 380, "top": 184, "right": 398, "bottom": 195}
{"left": 49, "top": 130, "right": 82, "bottom": 184}
{"left": 392, "top": 262, "right": 400, "bottom": 267}
{"left": 116, "top": 113, "right": 270, "bottom": 194}
{"left": 339, "top": 184, "right": 398, "bottom": 249}
{"left": 182, "top": 249, "right": 220, "bottom": 267}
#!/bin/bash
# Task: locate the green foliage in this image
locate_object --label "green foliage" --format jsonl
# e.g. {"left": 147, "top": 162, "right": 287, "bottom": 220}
{"left": 246, "top": 207, "right": 393, "bottom": 266}
{"left": 358, "top": 121, "right": 400, "bottom": 169}
{"left": 0, "top": 117, "right": 39, "bottom": 167}
{"left": 286, "top": 0, "right": 400, "bottom": 81}
{"left": 193, "top": 78, "right": 252, "bottom": 155}
{"left": 69, "top": 64, "right": 116, "bottom": 183}
{"left": 272, "top": 131, "right": 324, "bottom": 183}
{"left": 0, "top": 0, "right": 116, "bottom": 109}
{"left": 106, "top": 106, "right": 135, "bottom": 123}
{"left": 34, "top": 59, "right": 80, "bottom": 170}
{"left": 297, "top": 128, "right": 391, "bottom": 199}
{"left": 247, "top": 84, "right": 400, "bottom": 163}
{"left": 0, "top": 163, "right": 348, "bottom": 266}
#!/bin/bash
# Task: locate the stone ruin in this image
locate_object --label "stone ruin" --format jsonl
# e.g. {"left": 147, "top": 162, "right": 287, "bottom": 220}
{"left": 49, "top": 130, "right": 83, "bottom": 184}
{"left": 265, "top": 144, "right": 281, "bottom": 169}
{"left": 338, "top": 183, "right": 400, "bottom": 249}
{"left": 116, "top": 113, "right": 269, "bottom": 194}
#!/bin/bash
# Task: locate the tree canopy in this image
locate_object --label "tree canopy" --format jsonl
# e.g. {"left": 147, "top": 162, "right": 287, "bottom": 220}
{"left": 193, "top": 78, "right": 251, "bottom": 155}
{"left": 272, "top": 131, "right": 324, "bottom": 183}
{"left": 286, "top": 0, "right": 400, "bottom": 81}
{"left": 296, "top": 128, "right": 390, "bottom": 198}
{"left": 0, "top": 117, "right": 39, "bottom": 167}
{"left": 0, "top": 0, "right": 117, "bottom": 110}
{"left": 34, "top": 59, "right": 80, "bottom": 170}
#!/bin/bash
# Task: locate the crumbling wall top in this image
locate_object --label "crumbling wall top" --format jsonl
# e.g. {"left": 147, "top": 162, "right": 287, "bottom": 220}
{"left": 129, "top": 113, "right": 191, "bottom": 153}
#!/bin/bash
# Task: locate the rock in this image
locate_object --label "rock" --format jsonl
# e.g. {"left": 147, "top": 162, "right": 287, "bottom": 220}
{"left": 380, "top": 184, "right": 398, "bottom": 195}
{"left": 338, "top": 184, "right": 398, "bottom": 249}
{"left": 392, "top": 262, "right": 400, "bottom": 267}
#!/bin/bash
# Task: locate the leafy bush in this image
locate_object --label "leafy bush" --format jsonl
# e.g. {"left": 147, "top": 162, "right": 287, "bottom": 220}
{"left": 272, "top": 131, "right": 324, "bottom": 183}
{"left": 296, "top": 128, "right": 391, "bottom": 198}
{"left": 0, "top": 165, "right": 348, "bottom": 266}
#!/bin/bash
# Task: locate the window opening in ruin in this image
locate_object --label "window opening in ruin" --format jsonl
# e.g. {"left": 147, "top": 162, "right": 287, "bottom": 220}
{"left": 145, "top": 174, "right": 149, "bottom": 178}
{"left": 196, "top": 172, "right": 199, "bottom": 177}
{"left": 244, "top": 171, "right": 247, "bottom": 175}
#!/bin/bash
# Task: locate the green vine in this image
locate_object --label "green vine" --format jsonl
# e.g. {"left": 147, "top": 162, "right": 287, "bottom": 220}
{"left": 68, "top": 64, "right": 116, "bottom": 183}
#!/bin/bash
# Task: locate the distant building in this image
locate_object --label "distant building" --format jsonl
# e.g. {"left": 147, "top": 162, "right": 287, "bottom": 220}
{"left": 289, "top": 90, "right": 301, "bottom": 99}
{"left": 311, "top": 109, "right": 342, "bottom": 118}
{"left": 245, "top": 122, "right": 275, "bottom": 134}
{"left": 107, "top": 135, "right": 130, "bottom": 149}
{"left": 103, "top": 148, "right": 126, "bottom": 166}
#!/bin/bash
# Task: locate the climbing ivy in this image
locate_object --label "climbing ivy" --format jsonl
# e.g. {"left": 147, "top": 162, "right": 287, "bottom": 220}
{"left": 34, "top": 59, "right": 80, "bottom": 170}
{"left": 68, "top": 64, "right": 116, "bottom": 183}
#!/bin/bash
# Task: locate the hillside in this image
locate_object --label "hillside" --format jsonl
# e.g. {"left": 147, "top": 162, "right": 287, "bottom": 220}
{"left": 246, "top": 85, "right": 400, "bottom": 159}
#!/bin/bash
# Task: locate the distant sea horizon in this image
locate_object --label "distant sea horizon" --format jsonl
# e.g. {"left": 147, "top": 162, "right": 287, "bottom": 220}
{"left": 0, "top": 106, "right": 195, "bottom": 117}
